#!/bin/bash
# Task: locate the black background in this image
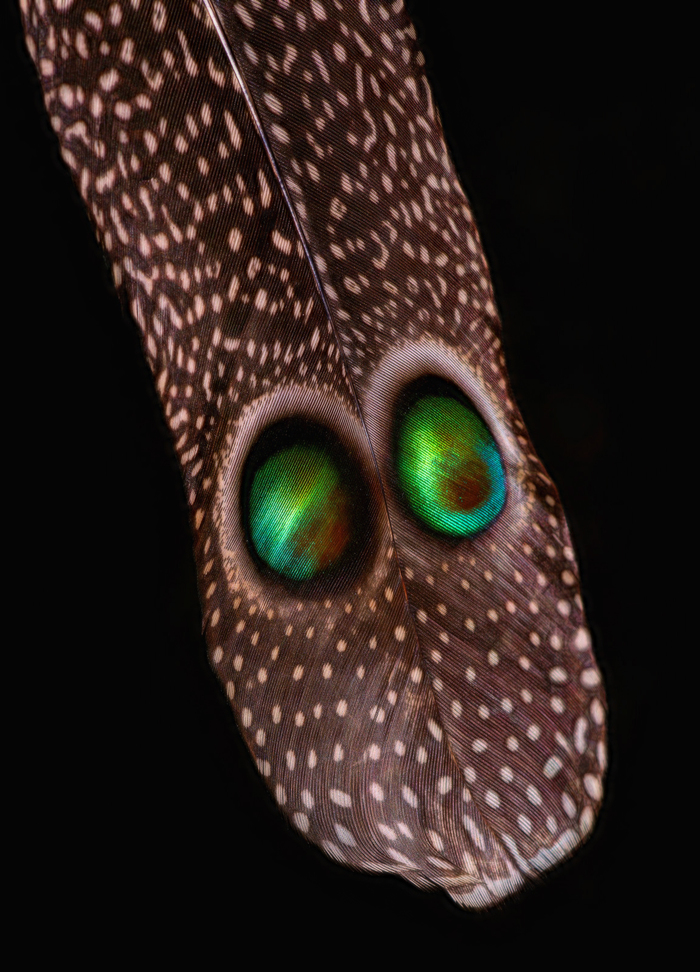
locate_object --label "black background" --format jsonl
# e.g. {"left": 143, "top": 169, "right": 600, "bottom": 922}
{"left": 4, "top": 0, "right": 693, "bottom": 955}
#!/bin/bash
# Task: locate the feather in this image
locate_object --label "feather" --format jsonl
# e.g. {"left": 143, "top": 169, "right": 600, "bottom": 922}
{"left": 19, "top": 0, "right": 606, "bottom": 908}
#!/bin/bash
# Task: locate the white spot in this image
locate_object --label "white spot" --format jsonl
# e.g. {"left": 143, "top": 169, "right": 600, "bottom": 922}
{"left": 517, "top": 814, "right": 532, "bottom": 835}
{"left": 334, "top": 823, "right": 356, "bottom": 847}
{"left": 99, "top": 69, "right": 119, "bottom": 92}
{"left": 329, "top": 789, "right": 352, "bottom": 808}
{"left": 59, "top": 84, "right": 74, "bottom": 108}
{"left": 427, "top": 830, "right": 444, "bottom": 852}
{"left": 485, "top": 789, "right": 501, "bottom": 809}
{"left": 427, "top": 719, "right": 443, "bottom": 741}
{"left": 152, "top": 1, "right": 166, "bottom": 32}
{"left": 310, "top": 0, "right": 327, "bottom": 20}
{"left": 581, "top": 668, "right": 601, "bottom": 688}
{"left": 543, "top": 756, "right": 562, "bottom": 778}
{"left": 263, "top": 92, "right": 283, "bottom": 114}
{"left": 562, "top": 792, "right": 577, "bottom": 818}
{"left": 584, "top": 774, "right": 603, "bottom": 801}
{"left": 293, "top": 812, "right": 310, "bottom": 833}
{"left": 387, "top": 849, "right": 416, "bottom": 868}
{"left": 401, "top": 785, "right": 418, "bottom": 808}
{"left": 462, "top": 815, "right": 487, "bottom": 852}
{"left": 580, "top": 806, "right": 594, "bottom": 835}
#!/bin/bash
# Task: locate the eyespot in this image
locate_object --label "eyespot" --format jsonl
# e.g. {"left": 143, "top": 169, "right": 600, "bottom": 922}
{"left": 242, "top": 418, "right": 369, "bottom": 585}
{"left": 393, "top": 378, "right": 506, "bottom": 537}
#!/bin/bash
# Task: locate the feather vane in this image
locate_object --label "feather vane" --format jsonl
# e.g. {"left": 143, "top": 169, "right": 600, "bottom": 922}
{"left": 20, "top": 0, "right": 606, "bottom": 908}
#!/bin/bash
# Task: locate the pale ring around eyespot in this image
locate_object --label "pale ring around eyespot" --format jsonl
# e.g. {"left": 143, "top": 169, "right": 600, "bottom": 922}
{"left": 361, "top": 338, "right": 530, "bottom": 538}
{"left": 214, "top": 381, "right": 388, "bottom": 602}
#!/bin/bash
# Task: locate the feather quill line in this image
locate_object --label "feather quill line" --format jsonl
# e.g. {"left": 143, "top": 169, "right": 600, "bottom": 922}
{"left": 200, "top": 0, "right": 413, "bottom": 609}
{"left": 201, "top": 0, "right": 328, "bottom": 319}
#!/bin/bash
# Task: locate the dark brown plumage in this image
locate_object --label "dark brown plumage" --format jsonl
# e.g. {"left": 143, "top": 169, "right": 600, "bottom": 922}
{"left": 19, "top": 0, "right": 606, "bottom": 908}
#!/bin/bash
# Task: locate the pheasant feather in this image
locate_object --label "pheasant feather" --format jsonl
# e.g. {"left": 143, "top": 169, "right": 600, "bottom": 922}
{"left": 20, "top": 0, "right": 606, "bottom": 908}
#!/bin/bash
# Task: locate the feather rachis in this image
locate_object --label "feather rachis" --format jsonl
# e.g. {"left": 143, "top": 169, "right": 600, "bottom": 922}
{"left": 19, "top": 0, "right": 606, "bottom": 909}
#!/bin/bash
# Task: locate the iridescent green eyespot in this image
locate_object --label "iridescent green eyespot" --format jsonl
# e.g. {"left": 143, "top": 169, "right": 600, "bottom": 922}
{"left": 394, "top": 382, "right": 506, "bottom": 537}
{"left": 244, "top": 422, "right": 365, "bottom": 583}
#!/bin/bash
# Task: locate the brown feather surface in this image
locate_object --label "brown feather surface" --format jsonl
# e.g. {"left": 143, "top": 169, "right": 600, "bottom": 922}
{"left": 20, "top": 0, "right": 606, "bottom": 908}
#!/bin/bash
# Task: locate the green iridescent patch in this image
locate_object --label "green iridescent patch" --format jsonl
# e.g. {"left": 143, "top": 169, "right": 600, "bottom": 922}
{"left": 246, "top": 441, "right": 353, "bottom": 581}
{"left": 395, "top": 390, "right": 506, "bottom": 537}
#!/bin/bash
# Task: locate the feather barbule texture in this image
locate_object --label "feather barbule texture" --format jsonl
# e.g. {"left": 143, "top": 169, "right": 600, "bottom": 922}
{"left": 21, "top": 0, "right": 607, "bottom": 908}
